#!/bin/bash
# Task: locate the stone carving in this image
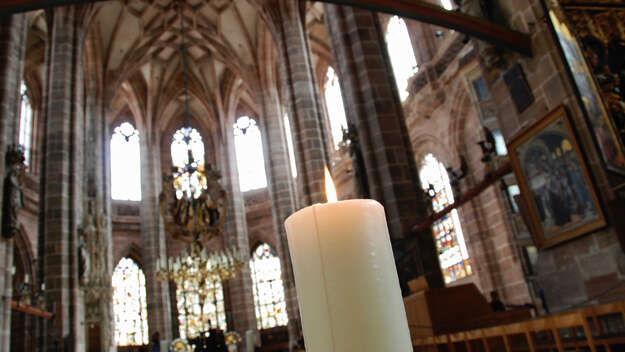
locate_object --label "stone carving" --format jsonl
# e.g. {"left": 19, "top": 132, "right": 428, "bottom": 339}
{"left": 339, "top": 123, "right": 370, "bottom": 199}
{"left": 2, "top": 144, "right": 25, "bottom": 239}
{"left": 78, "top": 234, "right": 90, "bottom": 286}
{"left": 79, "top": 199, "right": 112, "bottom": 325}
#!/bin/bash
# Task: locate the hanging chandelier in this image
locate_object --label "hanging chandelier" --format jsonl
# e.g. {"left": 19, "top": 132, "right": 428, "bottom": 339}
{"left": 157, "top": 1, "right": 246, "bottom": 337}
{"left": 159, "top": 0, "right": 227, "bottom": 244}
{"left": 155, "top": 242, "right": 247, "bottom": 333}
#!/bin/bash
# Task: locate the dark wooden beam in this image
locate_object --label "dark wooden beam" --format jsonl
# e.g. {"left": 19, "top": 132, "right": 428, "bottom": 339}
{"left": 11, "top": 300, "right": 54, "bottom": 319}
{"left": 320, "top": 0, "right": 532, "bottom": 56}
{"left": 412, "top": 162, "right": 513, "bottom": 234}
{"left": 0, "top": 0, "right": 532, "bottom": 56}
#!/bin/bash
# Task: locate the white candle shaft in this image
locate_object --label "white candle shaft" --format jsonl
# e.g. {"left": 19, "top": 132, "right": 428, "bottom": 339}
{"left": 285, "top": 199, "right": 412, "bottom": 352}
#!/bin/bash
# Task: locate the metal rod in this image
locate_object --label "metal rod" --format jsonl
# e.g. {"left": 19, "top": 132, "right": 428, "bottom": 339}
{"left": 177, "top": 0, "right": 192, "bottom": 130}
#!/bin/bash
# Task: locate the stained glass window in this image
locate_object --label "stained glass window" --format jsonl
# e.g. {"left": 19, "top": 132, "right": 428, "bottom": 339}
{"left": 112, "top": 258, "right": 148, "bottom": 346}
{"left": 19, "top": 83, "right": 32, "bottom": 168}
{"left": 324, "top": 67, "right": 348, "bottom": 149}
{"left": 234, "top": 116, "right": 267, "bottom": 192}
{"left": 176, "top": 279, "right": 227, "bottom": 339}
{"left": 385, "top": 16, "right": 419, "bottom": 101}
{"left": 171, "top": 127, "right": 206, "bottom": 199}
{"left": 250, "top": 243, "right": 288, "bottom": 329}
{"left": 420, "top": 154, "right": 472, "bottom": 284}
{"left": 111, "top": 122, "right": 141, "bottom": 201}
{"left": 283, "top": 114, "right": 298, "bottom": 178}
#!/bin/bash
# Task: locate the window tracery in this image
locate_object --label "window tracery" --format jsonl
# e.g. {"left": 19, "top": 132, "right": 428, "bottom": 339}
{"left": 385, "top": 16, "right": 419, "bottom": 101}
{"left": 420, "top": 154, "right": 472, "bottom": 284}
{"left": 176, "top": 279, "right": 227, "bottom": 339}
{"left": 250, "top": 243, "right": 288, "bottom": 329}
{"left": 171, "top": 127, "right": 206, "bottom": 199}
{"left": 111, "top": 122, "right": 141, "bottom": 201}
{"left": 112, "top": 258, "right": 149, "bottom": 346}
{"left": 234, "top": 116, "right": 267, "bottom": 192}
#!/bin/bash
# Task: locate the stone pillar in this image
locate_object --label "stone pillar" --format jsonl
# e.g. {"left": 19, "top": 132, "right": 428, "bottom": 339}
{"left": 257, "top": 87, "right": 300, "bottom": 346}
{"left": 324, "top": 5, "right": 445, "bottom": 289}
{"left": 273, "top": 0, "right": 329, "bottom": 206}
{"left": 0, "top": 12, "right": 27, "bottom": 351}
{"left": 218, "top": 123, "right": 257, "bottom": 346}
{"left": 41, "top": 5, "right": 92, "bottom": 350}
{"left": 83, "top": 70, "right": 115, "bottom": 351}
{"left": 139, "top": 128, "right": 172, "bottom": 341}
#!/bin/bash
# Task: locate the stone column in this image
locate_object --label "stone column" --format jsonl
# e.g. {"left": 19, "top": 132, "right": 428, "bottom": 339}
{"left": 272, "top": 0, "right": 329, "bottom": 206}
{"left": 324, "top": 5, "right": 445, "bottom": 289}
{"left": 83, "top": 70, "right": 115, "bottom": 351}
{"left": 41, "top": 5, "right": 92, "bottom": 350}
{"left": 139, "top": 127, "right": 172, "bottom": 341}
{"left": 257, "top": 87, "right": 300, "bottom": 346}
{"left": 218, "top": 123, "right": 257, "bottom": 347}
{"left": 0, "top": 12, "right": 27, "bottom": 351}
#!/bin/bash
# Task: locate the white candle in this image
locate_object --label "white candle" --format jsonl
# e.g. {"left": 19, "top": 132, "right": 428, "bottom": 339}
{"left": 284, "top": 168, "right": 412, "bottom": 352}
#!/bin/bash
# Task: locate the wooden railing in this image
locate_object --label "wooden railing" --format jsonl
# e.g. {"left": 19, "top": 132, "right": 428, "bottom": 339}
{"left": 413, "top": 301, "right": 625, "bottom": 352}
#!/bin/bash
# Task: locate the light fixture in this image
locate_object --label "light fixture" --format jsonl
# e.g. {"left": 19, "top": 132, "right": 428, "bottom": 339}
{"left": 157, "top": 2, "right": 245, "bottom": 338}
{"left": 156, "top": 242, "right": 246, "bottom": 334}
{"left": 159, "top": 0, "right": 227, "bottom": 244}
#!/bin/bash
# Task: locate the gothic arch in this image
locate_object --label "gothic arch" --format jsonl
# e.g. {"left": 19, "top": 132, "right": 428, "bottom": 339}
{"left": 159, "top": 114, "right": 215, "bottom": 173}
{"left": 412, "top": 134, "right": 454, "bottom": 170}
{"left": 114, "top": 242, "right": 144, "bottom": 270}
{"left": 446, "top": 83, "right": 480, "bottom": 162}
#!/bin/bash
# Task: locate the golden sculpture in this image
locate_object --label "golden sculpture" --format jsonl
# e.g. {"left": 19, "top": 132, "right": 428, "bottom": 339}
{"left": 159, "top": 161, "right": 227, "bottom": 243}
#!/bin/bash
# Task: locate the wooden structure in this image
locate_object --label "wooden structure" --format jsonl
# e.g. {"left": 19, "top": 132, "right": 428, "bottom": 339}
{"left": 411, "top": 300, "right": 625, "bottom": 352}
{"left": 10, "top": 300, "right": 53, "bottom": 319}
{"left": 10, "top": 301, "right": 53, "bottom": 352}
{"left": 0, "top": 0, "right": 530, "bottom": 56}
{"left": 404, "top": 280, "right": 532, "bottom": 339}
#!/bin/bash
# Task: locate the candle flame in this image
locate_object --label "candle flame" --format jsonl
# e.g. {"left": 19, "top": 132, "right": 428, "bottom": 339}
{"left": 325, "top": 166, "right": 337, "bottom": 203}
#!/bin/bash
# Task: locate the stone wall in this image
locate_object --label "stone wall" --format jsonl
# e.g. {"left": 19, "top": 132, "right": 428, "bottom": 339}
{"left": 398, "top": 0, "right": 625, "bottom": 311}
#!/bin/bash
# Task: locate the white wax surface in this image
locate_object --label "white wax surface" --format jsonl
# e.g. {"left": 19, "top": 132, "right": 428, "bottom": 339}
{"left": 285, "top": 199, "right": 412, "bottom": 352}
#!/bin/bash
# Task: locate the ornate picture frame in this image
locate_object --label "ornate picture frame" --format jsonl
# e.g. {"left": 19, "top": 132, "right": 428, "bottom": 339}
{"left": 508, "top": 106, "right": 606, "bottom": 248}
{"left": 543, "top": 0, "right": 625, "bottom": 174}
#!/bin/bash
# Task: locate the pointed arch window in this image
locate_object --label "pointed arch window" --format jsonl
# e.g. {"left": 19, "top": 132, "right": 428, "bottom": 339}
{"left": 234, "top": 116, "right": 267, "bottom": 192}
{"left": 250, "top": 243, "right": 288, "bottom": 329}
{"left": 171, "top": 127, "right": 206, "bottom": 199}
{"left": 112, "top": 258, "right": 149, "bottom": 346}
{"left": 419, "top": 154, "right": 471, "bottom": 284}
{"left": 324, "top": 67, "right": 348, "bottom": 149}
{"left": 385, "top": 16, "right": 419, "bottom": 101}
{"left": 176, "top": 279, "right": 227, "bottom": 339}
{"left": 18, "top": 82, "right": 32, "bottom": 168}
{"left": 283, "top": 114, "right": 298, "bottom": 178}
{"left": 111, "top": 122, "right": 141, "bottom": 201}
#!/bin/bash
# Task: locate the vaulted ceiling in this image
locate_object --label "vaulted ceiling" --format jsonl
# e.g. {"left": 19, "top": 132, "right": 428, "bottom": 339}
{"left": 88, "top": 0, "right": 269, "bottom": 136}
{"left": 21, "top": 0, "right": 334, "bottom": 142}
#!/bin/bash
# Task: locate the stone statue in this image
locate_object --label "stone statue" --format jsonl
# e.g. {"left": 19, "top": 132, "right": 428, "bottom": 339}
{"left": 2, "top": 144, "right": 25, "bottom": 239}
{"left": 78, "top": 234, "right": 90, "bottom": 286}
{"left": 339, "top": 123, "right": 370, "bottom": 199}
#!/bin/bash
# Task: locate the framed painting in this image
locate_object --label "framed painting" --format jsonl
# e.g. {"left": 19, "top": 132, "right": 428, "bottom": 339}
{"left": 508, "top": 106, "right": 606, "bottom": 248}
{"left": 542, "top": 0, "right": 625, "bottom": 174}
